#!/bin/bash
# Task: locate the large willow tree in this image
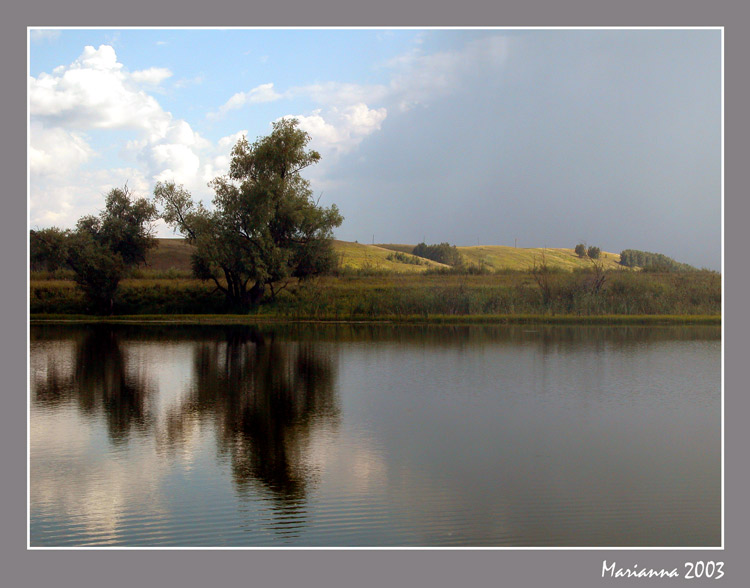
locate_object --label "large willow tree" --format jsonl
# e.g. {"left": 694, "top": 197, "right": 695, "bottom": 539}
{"left": 154, "top": 118, "right": 343, "bottom": 309}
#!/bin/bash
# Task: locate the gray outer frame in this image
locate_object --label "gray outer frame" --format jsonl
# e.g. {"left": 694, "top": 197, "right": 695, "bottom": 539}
{"left": 6, "top": 2, "right": 744, "bottom": 587}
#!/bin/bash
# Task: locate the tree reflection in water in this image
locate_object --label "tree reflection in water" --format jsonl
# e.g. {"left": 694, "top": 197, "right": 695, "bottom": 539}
{"left": 32, "top": 324, "right": 340, "bottom": 538}
{"left": 32, "top": 325, "right": 154, "bottom": 445}
{"left": 186, "top": 328, "right": 340, "bottom": 515}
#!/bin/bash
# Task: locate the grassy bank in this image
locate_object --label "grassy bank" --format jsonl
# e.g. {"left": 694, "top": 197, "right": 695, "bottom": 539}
{"left": 30, "top": 270, "right": 721, "bottom": 323}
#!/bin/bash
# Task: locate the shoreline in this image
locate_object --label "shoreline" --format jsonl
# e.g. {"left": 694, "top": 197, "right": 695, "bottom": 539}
{"left": 29, "top": 313, "right": 721, "bottom": 326}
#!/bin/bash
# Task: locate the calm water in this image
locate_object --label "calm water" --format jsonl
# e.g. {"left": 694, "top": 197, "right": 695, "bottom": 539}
{"left": 29, "top": 323, "right": 721, "bottom": 547}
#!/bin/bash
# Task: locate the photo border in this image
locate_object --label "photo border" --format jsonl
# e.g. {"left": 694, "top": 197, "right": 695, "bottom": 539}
{"left": 8, "top": 1, "right": 746, "bottom": 586}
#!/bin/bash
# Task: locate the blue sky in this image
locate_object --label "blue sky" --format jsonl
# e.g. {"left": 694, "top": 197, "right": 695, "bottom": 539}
{"left": 29, "top": 28, "right": 722, "bottom": 268}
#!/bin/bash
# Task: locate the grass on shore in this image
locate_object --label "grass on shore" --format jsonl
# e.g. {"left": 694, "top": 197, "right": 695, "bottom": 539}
{"left": 30, "top": 270, "right": 721, "bottom": 322}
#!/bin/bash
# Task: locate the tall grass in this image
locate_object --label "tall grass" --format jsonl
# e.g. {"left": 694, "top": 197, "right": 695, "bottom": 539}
{"left": 31, "top": 269, "right": 720, "bottom": 319}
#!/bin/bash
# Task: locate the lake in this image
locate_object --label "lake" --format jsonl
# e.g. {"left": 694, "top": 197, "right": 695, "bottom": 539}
{"left": 29, "top": 323, "right": 721, "bottom": 547}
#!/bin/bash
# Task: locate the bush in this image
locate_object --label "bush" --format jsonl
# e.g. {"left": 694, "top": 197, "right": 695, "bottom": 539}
{"left": 587, "top": 246, "right": 601, "bottom": 259}
{"left": 574, "top": 243, "right": 587, "bottom": 257}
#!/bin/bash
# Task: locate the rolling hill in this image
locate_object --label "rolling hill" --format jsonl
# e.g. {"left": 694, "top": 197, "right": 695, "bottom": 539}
{"left": 145, "top": 239, "right": 625, "bottom": 273}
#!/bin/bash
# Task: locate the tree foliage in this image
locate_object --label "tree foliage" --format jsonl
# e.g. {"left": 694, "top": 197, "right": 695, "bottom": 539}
{"left": 411, "top": 242, "right": 462, "bottom": 266}
{"left": 587, "top": 246, "right": 601, "bottom": 259}
{"left": 153, "top": 118, "right": 343, "bottom": 309}
{"left": 619, "top": 249, "right": 695, "bottom": 272}
{"left": 30, "top": 227, "right": 71, "bottom": 272}
{"left": 574, "top": 243, "right": 587, "bottom": 258}
{"left": 66, "top": 185, "right": 157, "bottom": 313}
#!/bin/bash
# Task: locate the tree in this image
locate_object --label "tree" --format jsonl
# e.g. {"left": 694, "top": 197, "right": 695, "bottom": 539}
{"left": 154, "top": 118, "right": 343, "bottom": 310}
{"left": 574, "top": 243, "right": 587, "bottom": 258}
{"left": 66, "top": 185, "right": 157, "bottom": 313}
{"left": 30, "top": 227, "right": 71, "bottom": 272}
{"left": 587, "top": 246, "right": 601, "bottom": 260}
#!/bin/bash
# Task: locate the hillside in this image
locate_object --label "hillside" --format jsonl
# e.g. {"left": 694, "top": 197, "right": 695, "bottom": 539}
{"left": 456, "top": 245, "right": 622, "bottom": 271}
{"left": 377, "top": 243, "right": 624, "bottom": 271}
{"left": 145, "top": 239, "right": 624, "bottom": 274}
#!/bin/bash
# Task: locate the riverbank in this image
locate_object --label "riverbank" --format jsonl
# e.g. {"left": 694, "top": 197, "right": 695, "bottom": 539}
{"left": 30, "top": 270, "right": 721, "bottom": 321}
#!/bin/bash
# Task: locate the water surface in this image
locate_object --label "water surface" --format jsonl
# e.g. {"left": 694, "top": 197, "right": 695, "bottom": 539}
{"left": 29, "top": 323, "right": 721, "bottom": 547}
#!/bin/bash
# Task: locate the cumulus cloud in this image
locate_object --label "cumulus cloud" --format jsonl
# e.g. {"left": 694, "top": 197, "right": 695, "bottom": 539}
{"left": 29, "top": 45, "right": 211, "bottom": 230}
{"left": 30, "top": 122, "right": 95, "bottom": 178}
{"left": 286, "top": 103, "right": 387, "bottom": 157}
{"left": 30, "top": 45, "right": 170, "bottom": 131}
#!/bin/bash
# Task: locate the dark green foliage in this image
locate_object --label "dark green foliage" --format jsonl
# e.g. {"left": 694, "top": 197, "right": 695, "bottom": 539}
{"left": 30, "top": 227, "right": 71, "bottom": 271}
{"left": 66, "top": 185, "right": 157, "bottom": 313}
{"left": 587, "top": 246, "right": 601, "bottom": 259}
{"left": 411, "top": 242, "right": 462, "bottom": 266}
{"left": 154, "top": 118, "right": 343, "bottom": 310}
{"left": 30, "top": 282, "right": 227, "bottom": 315}
{"left": 574, "top": 243, "right": 586, "bottom": 258}
{"left": 619, "top": 249, "right": 695, "bottom": 272}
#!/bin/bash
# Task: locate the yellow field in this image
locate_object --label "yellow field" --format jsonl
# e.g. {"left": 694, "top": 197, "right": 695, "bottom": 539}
{"left": 456, "top": 245, "right": 623, "bottom": 271}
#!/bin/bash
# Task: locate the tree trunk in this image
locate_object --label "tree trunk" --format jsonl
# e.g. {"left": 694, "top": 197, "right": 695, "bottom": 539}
{"left": 247, "top": 282, "right": 265, "bottom": 306}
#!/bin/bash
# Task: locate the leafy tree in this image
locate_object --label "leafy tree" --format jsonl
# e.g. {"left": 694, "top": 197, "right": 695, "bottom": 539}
{"left": 574, "top": 243, "right": 587, "bottom": 258}
{"left": 66, "top": 185, "right": 157, "bottom": 313}
{"left": 154, "top": 118, "right": 343, "bottom": 309}
{"left": 587, "top": 246, "right": 601, "bottom": 259}
{"left": 30, "top": 227, "right": 71, "bottom": 272}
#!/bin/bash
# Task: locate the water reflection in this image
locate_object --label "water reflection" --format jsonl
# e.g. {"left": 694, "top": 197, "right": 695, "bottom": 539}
{"left": 30, "top": 323, "right": 720, "bottom": 546}
{"left": 176, "top": 327, "right": 339, "bottom": 509}
{"left": 31, "top": 324, "right": 340, "bottom": 536}
{"left": 32, "top": 326, "right": 155, "bottom": 444}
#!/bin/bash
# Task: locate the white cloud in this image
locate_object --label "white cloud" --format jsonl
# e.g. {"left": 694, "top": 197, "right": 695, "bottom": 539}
{"left": 285, "top": 102, "right": 387, "bottom": 157}
{"left": 131, "top": 67, "right": 173, "bottom": 86}
{"left": 208, "top": 83, "right": 282, "bottom": 119}
{"left": 30, "top": 167, "right": 152, "bottom": 230}
{"left": 30, "top": 45, "right": 211, "bottom": 232}
{"left": 30, "top": 122, "right": 95, "bottom": 177}
{"left": 29, "top": 46, "right": 169, "bottom": 131}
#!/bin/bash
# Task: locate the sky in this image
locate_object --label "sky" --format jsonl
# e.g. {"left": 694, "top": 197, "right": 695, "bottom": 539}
{"left": 29, "top": 28, "right": 722, "bottom": 269}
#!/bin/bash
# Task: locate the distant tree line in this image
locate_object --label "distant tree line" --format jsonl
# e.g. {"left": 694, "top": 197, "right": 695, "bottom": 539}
{"left": 619, "top": 249, "right": 695, "bottom": 272}
{"left": 411, "top": 242, "right": 462, "bottom": 266}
